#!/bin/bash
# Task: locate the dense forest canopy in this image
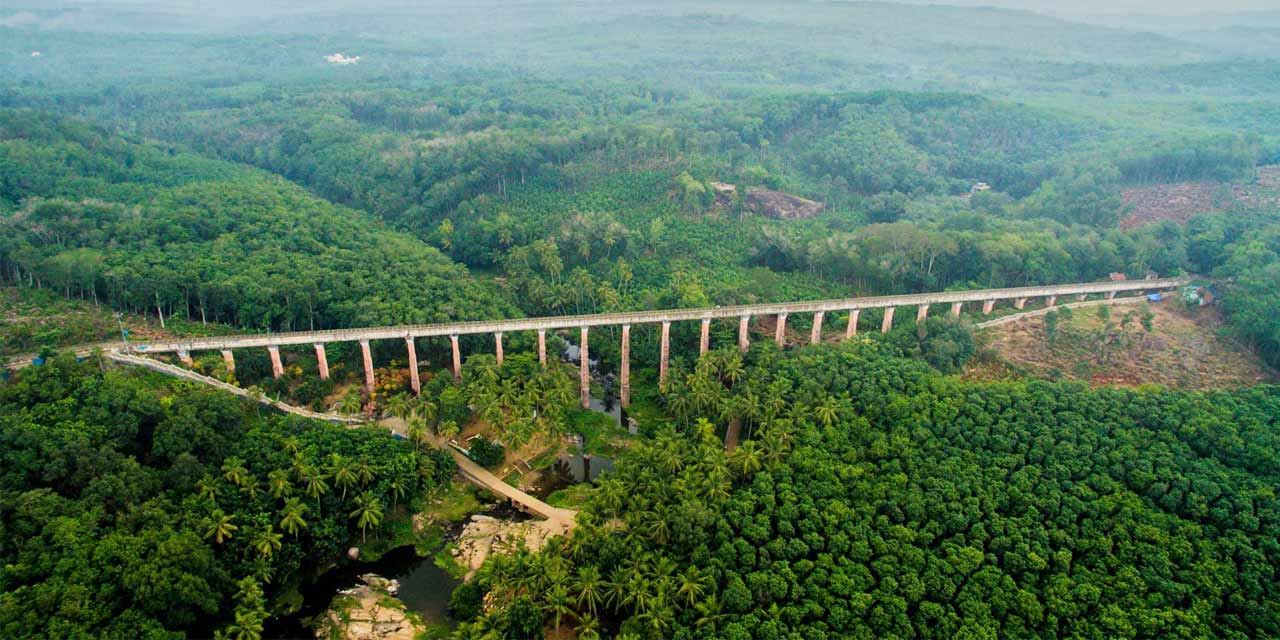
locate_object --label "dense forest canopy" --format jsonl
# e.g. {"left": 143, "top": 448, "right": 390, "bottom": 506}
{"left": 3, "top": 1, "right": 1280, "bottom": 639}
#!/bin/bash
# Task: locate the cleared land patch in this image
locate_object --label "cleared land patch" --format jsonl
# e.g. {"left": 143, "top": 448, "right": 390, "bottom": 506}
{"left": 965, "top": 300, "right": 1276, "bottom": 389}
{"left": 1121, "top": 164, "right": 1280, "bottom": 229}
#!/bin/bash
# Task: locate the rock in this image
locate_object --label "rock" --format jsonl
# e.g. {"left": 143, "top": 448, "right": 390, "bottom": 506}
{"left": 744, "top": 187, "right": 824, "bottom": 220}
{"left": 314, "top": 575, "right": 422, "bottom": 640}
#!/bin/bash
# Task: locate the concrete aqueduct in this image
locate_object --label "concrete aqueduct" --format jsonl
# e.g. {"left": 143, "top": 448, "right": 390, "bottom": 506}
{"left": 128, "top": 278, "right": 1189, "bottom": 408}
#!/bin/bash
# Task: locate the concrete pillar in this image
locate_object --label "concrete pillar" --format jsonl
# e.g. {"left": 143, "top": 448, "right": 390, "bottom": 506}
{"left": 811, "top": 311, "right": 824, "bottom": 344}
{"left": 1015, "top": 297, "right": 1027, "bottom": 310}
{"left": 404, "top": 338, "right": 420, "bottom": 395}
{"left": 1046, "top": 295, "right": 1057, "bottom": 308}
{"left": 537, "top": 329, "right": 546, "bottom": 367}
{"left": 268, "top": 345, "right": 284, "bottom": 379}
{"left": 315, "top": 343, "right": 329, "bottom": 380}
{"left": 620, "top": 324, "right": 631, "bottom": 408}
{"left": 983, "top": 300, "right": 995, "bottom": 315}
{"left": 450, "top": 335, "right": 462, "bottom": 381}
{"left": 659, "top": 320, "right": 671, "bottom": 389}
{"left": 738, "top": 316, "right": 750, "bottom": 352}
{"left": 775, "top": 313, "right": 787, "bottom": 347}
{"left": 221, "top": 349, "right": 235, "bottom": 374}
{"left": 177, "top": 349, "right": 193, "bottom": 367}
{"left": 916, "top": 304, "right": 929, "bottom": 322}
{"left": 494, "top": 332, "right": 504, "bottom": 366}
{"left": 580, "top": 327, "right": 590, "bottom": 409}
{"left": 881, "top": 307, "right": 895, "bottom": 334}
{"left": 1107, "top": 291, "right": 1117, "bottom": 300}
{"left": 360, "top": 340, "right": 375, "bottom": 392}
{"left": 951, "top": 302, "right": 963, "bottom": 317}
{"left": 1077, "top": 293, "right": 1088, "bottom": 302}
{"left": 845, "top": 309, "right": 860, "bottom": 338}
{"left": 700, "top": 318, "right": 711, "bottom": 355}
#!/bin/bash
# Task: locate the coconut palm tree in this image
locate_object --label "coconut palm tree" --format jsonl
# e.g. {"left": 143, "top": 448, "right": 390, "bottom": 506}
{"left": 335, "top": 388, "right": 363, "bottom": 415}
{"left": 815, "top": 395, "right": 839, "bottom": 427}
{"left": 349, "top": 491, "right": 384, "bottom": 542}
{"left": 387, "top": 478, "right": 407, "bottom": 509}
{"left": 405, "top": 415, "right": 429, "bottom": 452}
{"left": 575, "top": 612, "right": 602, "bottom": 640}
{"left": 196, "top": 474, "right": 221, "bottom": 501}
{"left": 221, "top": 457, "right": 249, "bottom": 487}
{"left": 280, "top": 498, "right": 308, "bottom": 537}
{"left": 203, "top": 509, "right": 238, "bottom": 545}
{"left": 280, "top": 435, "right": 302, "bottom": 457}
{"left": 544, "top": 584, "right": 573, "bottom": 635}
{"left": 330, "top": 454, "right": 357, "bottom": 501}
{"left": 677, "top": 566, "right": 711, "bottom": 608}
{"left": 252, "top": 525, "right": 283, "bottom": 559}
{"left": 729, "top": 440, "right": 763, "bottom": 478}
{"left": 267, "top": 469, "right": 293, "bottom": 500}
{"left": 416, "top": 398, "right": 439, "bottom": 429}
{"left": 353, "top": 458, "right": 375, "bottom": 487}
{"left": 300, "top": 465, "right": 329, "bottom": 512}
{"left": 574, "top": 565, "right": 605, "bottom": 615}
{"left": 384, "top": 393, "right": 413, "bottom": 421}
{"left": 438, "top": 420, "right": 460, "bottom": 441}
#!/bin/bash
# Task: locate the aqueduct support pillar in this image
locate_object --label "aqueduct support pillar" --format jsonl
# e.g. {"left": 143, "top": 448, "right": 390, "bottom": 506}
{"left": 268, "top": 345, "right": 284, "bottom": 379}
{"left": 845, "top": 309, "right": 860, "bottom": 338}
{"left": 1015, "top": 297, "right": 1027, "bottom": 310}
{"left": 580, "top": 327, "right": 590, "bottom": 409}
{"left": 881, "top": 307, "right": 896, "bottom": 334}
{"left": 738, "top": 316, "right": 750, "bottom": 352}
{"left": 177, "top": 350, "right": 193, "bottom": 367}
{"left": 405, "top": 338, "right": 420, "bottom": 395}
{"left": 951, "top": 302, "right": 963, "bottom": 317}
{"left": 221, "top": 349, "right": 235, "bottom": 374}
{"left": 983, "top": 300, "right": 995, "bottom": 315}
{"left": 917, "top": 304, "right": 929, "bottom": 323}
{"left": 450, "top": 335, "right": 461, "bottom": 382}
{"left": 495, "top": 332, "right": 504, "bottom": 366}
{"left": 659, "top": 321, "right": 671, "bottom": 389}
{"left": 537, "top": 330, "right": 546, "bottom": 367}
{"left": 775, "top": 313, "right": 788, "bottom": 347}
{"left": 620, "top": 324, "right": 631, "bottom": 408}
{"left": 700, "top": 319, "right": 711, "bottom": 355}
{"left": 1046, "top": 295, "right": 1057, "bottom": 307}
{"left": 811, "top": 311, "right": 824, "bottom": 344}
{"left": 315, "top": 343, "right": 329, "bottom": 380}
{"left": 360, "top": 340, "right": 375, "bottom": 392}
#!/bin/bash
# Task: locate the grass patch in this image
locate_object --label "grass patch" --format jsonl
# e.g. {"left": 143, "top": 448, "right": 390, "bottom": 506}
{"left": 546, "top": 482, "right": 593, "bottom": 509}
{"left": 434, "top": 545, "right": 468, "bottom": 580}
{"left": 419, "top": 479, "right": 484, "bottom": 524}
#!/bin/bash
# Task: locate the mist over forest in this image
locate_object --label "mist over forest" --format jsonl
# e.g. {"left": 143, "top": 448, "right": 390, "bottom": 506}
{"left": 2, "top": 2, "right": 1279, "bottom": 639}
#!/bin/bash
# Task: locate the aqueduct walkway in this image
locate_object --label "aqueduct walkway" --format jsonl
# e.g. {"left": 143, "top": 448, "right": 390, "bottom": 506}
{"left": 107, "top": 277, "right": 1189, "bottom": 409}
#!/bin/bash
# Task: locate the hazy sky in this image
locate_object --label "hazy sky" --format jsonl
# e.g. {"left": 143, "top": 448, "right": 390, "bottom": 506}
{"left": 891, "top": 0, "right": 1278, "bottom": 16}
{"left": 14, "top": 0, "right": 1280, "bottom": 20}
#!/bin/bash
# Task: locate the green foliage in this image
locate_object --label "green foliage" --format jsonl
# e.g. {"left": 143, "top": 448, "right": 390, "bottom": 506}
{"left": 887, "top": 316, "right": 976, "bottom": 374}
{"left": 0, "top": 111, "right": 513, "bottom": 331}
{"left": 461, "top": 342, "right": 1280, "bottom": 639}
{"left": 467, "top": 438, "right": 505, "bottom": 469}
{"left": 0, "top": 355, "right": 455, "bottom": 638}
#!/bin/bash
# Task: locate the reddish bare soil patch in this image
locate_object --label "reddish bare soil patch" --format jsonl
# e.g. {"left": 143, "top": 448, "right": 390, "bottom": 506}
{"left": 1121, "top": 165, "right": 1280, "bottom": 230}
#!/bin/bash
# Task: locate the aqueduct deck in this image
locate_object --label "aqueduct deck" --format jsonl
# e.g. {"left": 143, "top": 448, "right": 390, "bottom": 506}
{"left": 115, "top": 277, "right": 1188, "bottom": 409}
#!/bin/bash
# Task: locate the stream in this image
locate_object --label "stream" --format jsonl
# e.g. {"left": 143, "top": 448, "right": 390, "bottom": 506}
{"left": 263, "top": 545, "right": 460, "bottom": 639}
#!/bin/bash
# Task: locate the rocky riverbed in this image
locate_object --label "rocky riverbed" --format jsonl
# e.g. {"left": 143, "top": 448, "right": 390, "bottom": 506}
{"left": 452, "top": 514, "right": 565, "bottom": 579}
{"left": 313, "top": 574, "right": 423, "bottom": 640}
